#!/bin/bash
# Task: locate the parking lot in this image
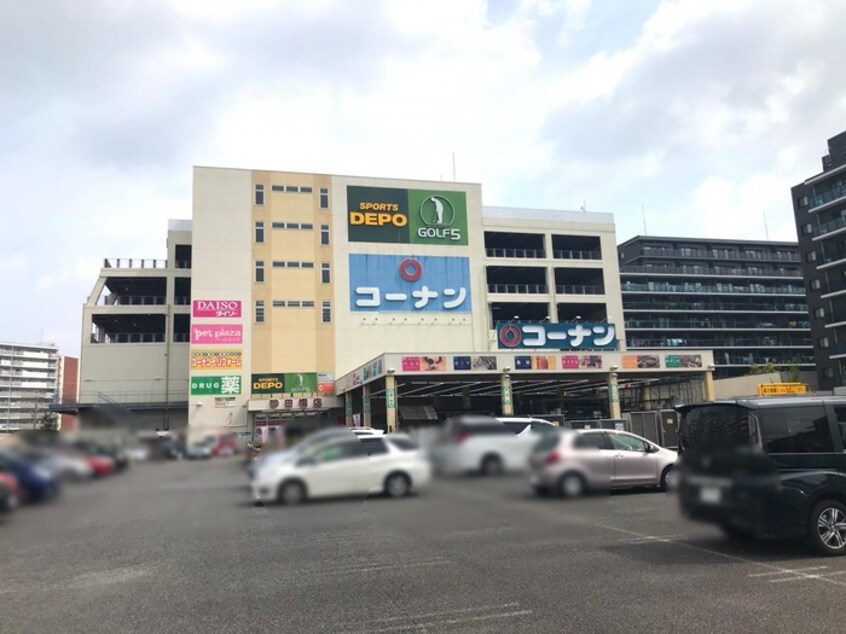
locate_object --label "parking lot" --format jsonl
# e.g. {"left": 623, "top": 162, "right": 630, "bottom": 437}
{"left": 3, "top": 458, "right": 846, "bottom": 633}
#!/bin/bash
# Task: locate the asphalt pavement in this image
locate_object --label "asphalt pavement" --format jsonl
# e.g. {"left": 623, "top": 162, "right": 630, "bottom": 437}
{"left": 2, "top": 457, "right": 845, "bottom": 633}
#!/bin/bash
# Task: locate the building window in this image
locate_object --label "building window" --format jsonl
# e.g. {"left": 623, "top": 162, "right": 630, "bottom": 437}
{"left": 320, "top": 187, "right": 329, "bottom": 209}
{"left": 301, "top": 186, "right": 313, "bottom": 193}
{"left": 320, "top": 225, "right": 330, "bottom": 246}
{"left": 322, "top": 301, "right": 331, "bottom": 323}
{"left": 255, "top": 184, "right": 264, "bottom": 206}
{"left": 825, "top": 367, "right": 835, "bottom": 379}
{"left": 255, "top": 221, "right": 265, "bottom": 244}
{"left": 255, "top": 300, "right": 265, "bottom": 323}
{"left": 806, "top": 251, "right": 818, "bottom": 263}
{"left": 302, "top": 300, "right": 315, "bottom": 307}
{"left": 803, "top": 223, "right": 814, "bottom": 236}
{"left": 815, "top": 307, "right": 825, "bottom": 319}
{"left": 820, "top": 337, "right": 830, "bottom": 349}
{"left": 271, "top": 261, "right": 314, "bottom": 269}
{"left": 321, "top": 262, "right": 331, "bottom": 284}
{"left": 811, "top": 279, "right": 822, "bottom": 290}
{"left": 255, "top": 260, "right": 265, "bottom": 283}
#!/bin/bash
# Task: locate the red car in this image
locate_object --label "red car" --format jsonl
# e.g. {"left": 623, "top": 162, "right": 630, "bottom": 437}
{"left": 0, "top": 471, "right": 19, "bottom": 513}
{"left": 85, "top": 455, "right": 116, "bottom": 478}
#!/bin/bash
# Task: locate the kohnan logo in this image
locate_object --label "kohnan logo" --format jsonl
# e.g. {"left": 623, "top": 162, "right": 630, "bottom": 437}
{"left": 418, "top": 195, "right": 461, "bottom": 241}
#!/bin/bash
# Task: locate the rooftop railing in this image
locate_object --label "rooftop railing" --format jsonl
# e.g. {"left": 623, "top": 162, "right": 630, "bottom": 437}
{"left": 103, "top": 258, "right": 168, "bottom": 269}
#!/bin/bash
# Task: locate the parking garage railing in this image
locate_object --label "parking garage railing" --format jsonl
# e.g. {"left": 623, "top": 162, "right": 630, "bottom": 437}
{"left": 556, "top": 284, "right": 604, "bottom": 295}
{"left": 103, "top": 258, "right": 168, "bottom": 269}
{"left": 487, "top": 283, "right": 548, "bottom": 294}
{"left": 552, "top": 249, "right": 601, "bottom": 260}
{"left": 485, "top": 248, "right": 546, "bottom": 258}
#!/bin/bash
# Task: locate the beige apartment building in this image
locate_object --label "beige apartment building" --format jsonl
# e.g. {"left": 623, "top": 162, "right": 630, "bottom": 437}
{"left": 77, "top": 167, "right": 714, "bottom": 438}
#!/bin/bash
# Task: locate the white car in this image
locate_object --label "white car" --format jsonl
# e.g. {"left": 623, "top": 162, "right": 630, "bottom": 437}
{"left": 430, "top": 415, "right": 557, "bottom": 476}
{"left": 351, "top": 427, "right": 384, "bottom": 437}
{"left": 251, "top": 434, "right": 431, "bottom": 504}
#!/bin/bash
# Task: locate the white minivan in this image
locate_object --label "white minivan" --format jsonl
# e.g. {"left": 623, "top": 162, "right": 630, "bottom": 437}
{"left": 431, "top": 415, "right": 557, "bottom": 476}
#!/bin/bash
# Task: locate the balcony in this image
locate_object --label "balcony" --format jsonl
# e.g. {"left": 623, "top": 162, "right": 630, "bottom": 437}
{"left": 624, "top": 319, "right": 810, "bottom": 330}
{"left": 556, "top": 284, "right": 604, "bottom": 295}
{"left": 813, "top": 216, "right": 846, "bottom": 239}
{"left": 90, "top": 332, "right": 166, "bottom": 344}
{"left": 623, "top": 300, "right": 808, "bottom": 312}
{"left": 638, "top": 248, "right": 800, "bottom": 263}
{"left": 553, "top": 249, "right": 601, "bottom": 260}
{"left": 819, "top": 247, "right": 846, "bottom": 268}
{"left": 809, "top": 183, "right": 846, "bottom": 212}
{"left": 485, "top": 248, "right": 545, "bottom": 259}
{"left": 100, "top": 295, "right": 166, "bottom": 306}
{"left": 103, "top": 258, "right": 168, "bottom": 269}
{"left": 628, "top": 338, "right": 811, "bottom": 348}
{"left": 828, "top": 342, "right": 846, "bottom": 358}
{"left": 487, "top": 283, "right": 548, "bottom": 294}
{"left": 619, "top": 265, "right": 801, "bottom": 278}
{"left": 622, "top": 282, "right": 804, "bottom": 295}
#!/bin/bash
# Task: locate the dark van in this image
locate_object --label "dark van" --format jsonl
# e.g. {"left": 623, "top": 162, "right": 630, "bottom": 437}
{"left": 678, "top": 397, "right": 846, "bottom": 556}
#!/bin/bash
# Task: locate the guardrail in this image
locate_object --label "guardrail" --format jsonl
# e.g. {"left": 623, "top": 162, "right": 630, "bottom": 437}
{"left": 556, "top": 284, "right": 604, "bottom": 295}
{"left": 103, "top": 258, "right": 168, "bottom": 269}
{"left": 487, "top": 283, "right": 548, "bottom": 294}
{"left": 485, "top": 248, "right": 545, "bottom": 258}
{"left": 553, "top": 249, "right": 601, "bottom": 260}
{"left": 622, "top": 283, "right": 804, "bottom": 295}
{"left": 619, "top": 265, "right": 801, "bottom": 278}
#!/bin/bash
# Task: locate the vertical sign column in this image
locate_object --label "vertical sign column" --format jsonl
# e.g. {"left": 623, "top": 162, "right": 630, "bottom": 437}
{"left": 500, "top": 372, "right": 513, "bottom": 416}
{"left": 385, "top": 374, "right": 397, "bottom": 433}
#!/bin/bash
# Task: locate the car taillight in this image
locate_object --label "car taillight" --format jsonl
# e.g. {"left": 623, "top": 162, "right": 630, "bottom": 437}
{"left": 456, "top": 432, "right": 471, "bottom": 444}
{"left": 545, "top": 451, "right": 562, "bottom": 464}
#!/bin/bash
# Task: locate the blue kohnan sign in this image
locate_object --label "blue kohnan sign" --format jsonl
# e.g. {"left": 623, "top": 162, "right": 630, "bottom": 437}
{"left": 497, "top": 322, "right": 617, "bottom": 350}
{"left": 349, "top": 254, "right": 471, "bottom": 313}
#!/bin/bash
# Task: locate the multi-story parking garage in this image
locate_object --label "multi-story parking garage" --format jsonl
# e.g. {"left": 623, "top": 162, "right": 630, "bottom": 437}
{"left": 77, "top": 168, "right": 715, "bottom": 437}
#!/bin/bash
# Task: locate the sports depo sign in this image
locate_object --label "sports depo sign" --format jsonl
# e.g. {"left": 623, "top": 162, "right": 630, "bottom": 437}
{"left": 347, "top": 186, "right": 468, "bottom": 246}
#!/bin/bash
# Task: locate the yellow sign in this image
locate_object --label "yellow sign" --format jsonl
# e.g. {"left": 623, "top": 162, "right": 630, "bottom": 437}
{"left": 757, "top": 383, "right": 807, "bottom": 397}
{"left": 191, "top": 349, "right": 242, "bottom": 371}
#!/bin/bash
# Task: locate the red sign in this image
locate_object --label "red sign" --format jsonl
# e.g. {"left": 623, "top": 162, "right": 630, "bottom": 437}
{"left": 192, "top": 300, "right": 242, "bottom": 318}
{"left": 298, "top": 398, "right": 308, "bottom": 409}
{"left": 284, "top": 399, "right": 293, "bottom": 409}
{"left": 269, "top": 399, "right": 279, "bottom": 410}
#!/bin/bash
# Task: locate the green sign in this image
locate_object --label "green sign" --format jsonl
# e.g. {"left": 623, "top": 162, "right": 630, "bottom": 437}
{"left": 191, "top": 375, "right": 241, "bottom": 396}
{"left": 251, "top": 373, "right": 285, "bottom": 394}
{"left": 609, "top": 384, "right": 619, "bottom": 403}
{"left": 501, "top": 385, "right": 512, "bottom": 406}
{"left": 346, "top": 398, "right": 353, "bottom": 416}
{"left": 386, "top": 387, "right": 396, "bottom": 409}
{"left": 284, "top": 372, "right": 318, "bottom": 394}
{"left": 363, "top": 395, "right": 371, "bottom": 414}
{"left": 347, "top": 186, "right": 468, "bottom": 246}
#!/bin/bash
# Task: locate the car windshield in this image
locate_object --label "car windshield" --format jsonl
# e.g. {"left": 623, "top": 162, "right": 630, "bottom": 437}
{"left": 679, "top": 404, "right": 756, "bottom": 452}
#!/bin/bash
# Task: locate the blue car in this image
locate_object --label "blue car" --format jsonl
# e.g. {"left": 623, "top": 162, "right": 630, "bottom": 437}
{"left": 0, "top": 450, "right": 60, "bottom": 503}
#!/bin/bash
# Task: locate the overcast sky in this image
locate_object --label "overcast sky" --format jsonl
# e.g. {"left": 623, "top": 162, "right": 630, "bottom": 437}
{"left": 1, "top": 0, "right": 845, "bottom": 356}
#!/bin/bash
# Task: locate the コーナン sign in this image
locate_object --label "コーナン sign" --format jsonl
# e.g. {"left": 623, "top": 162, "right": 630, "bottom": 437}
{"left": 190, "top": 350, "right": 242, "bottom": 370}
{"left": 347, "top": 186, "right": 468, "bottom": 246}
{"left": 192, "top": 300, "right": 242, "bottom": 318}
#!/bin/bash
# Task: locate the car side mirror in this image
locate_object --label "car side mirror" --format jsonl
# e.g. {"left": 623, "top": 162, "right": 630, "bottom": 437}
{"left": 646, "top": 445, "right": 658, "bottom": 453}
{"left": 297, "top": 458, "right": 315, "bottom": 467}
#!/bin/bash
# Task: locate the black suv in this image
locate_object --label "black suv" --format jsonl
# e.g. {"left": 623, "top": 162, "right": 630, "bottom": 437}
{"left": 678, "top": 397, "right": 846, "bottom": 556}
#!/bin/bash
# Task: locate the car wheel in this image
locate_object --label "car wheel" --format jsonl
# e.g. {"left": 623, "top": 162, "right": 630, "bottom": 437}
{"left": 385, "top": 473, "right": 411, "bottom": 498}
{"left": 559, "top": 472, "right": 586, "bottom": 498}
{"left": 808, "top": 500, "right": 846, "bottom": 556}
{"left": 277, "top": 480, "right": 306, "bottom": 505}
{"left": 480, "top": 454, "right": 504, "bottom": 476}
{"left": 660, "top": 466, "right": 678, "bottom": 491}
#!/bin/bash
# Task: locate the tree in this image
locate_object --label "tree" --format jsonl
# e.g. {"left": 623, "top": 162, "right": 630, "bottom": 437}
{"left": 785, "top": 360, "right": 802, "bottom": 384}
{"left": 38, "top": 411, "right": 59, "bottom": 432}
{"left": 747, "top": 362, "right": 777, "bottom": 376}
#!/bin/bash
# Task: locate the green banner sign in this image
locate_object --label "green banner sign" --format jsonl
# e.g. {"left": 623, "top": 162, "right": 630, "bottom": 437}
{"left": 284, "top": 372, "right": 318, "bottom": 394}
{"left": 191, "top": 375, "right": 241, "bottom": 396}
{"left": 347, "top": 186, "right": 468, "bottom": 246}
{"left": 251, "top": 373, "right": 285, "bottom": 394}
{"left": 386, "top": 387, "right": 396, "bottom": 409}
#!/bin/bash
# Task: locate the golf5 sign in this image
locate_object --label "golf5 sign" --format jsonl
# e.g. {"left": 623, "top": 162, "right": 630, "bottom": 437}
{"left": 347, "top": 186, "right": 468, "bottom": 246}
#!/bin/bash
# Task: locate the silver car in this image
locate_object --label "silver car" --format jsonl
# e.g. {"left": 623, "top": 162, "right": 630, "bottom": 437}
{"left": 529, "top": 429, "right": 678, "bottom": 497}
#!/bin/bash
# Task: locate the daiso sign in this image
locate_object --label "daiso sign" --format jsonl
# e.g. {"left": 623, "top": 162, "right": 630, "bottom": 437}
{"left": 193, "top": 299, "right": 242, "bottom": 318}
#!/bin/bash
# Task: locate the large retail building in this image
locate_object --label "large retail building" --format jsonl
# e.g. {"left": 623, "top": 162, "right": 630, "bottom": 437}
{"left": 76, "top": 168, "right": 715, "bottom": 437}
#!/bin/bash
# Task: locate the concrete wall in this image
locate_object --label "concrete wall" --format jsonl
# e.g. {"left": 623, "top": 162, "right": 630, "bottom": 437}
{"left": 189, "top": 167, "right": 253, "bottom": 436}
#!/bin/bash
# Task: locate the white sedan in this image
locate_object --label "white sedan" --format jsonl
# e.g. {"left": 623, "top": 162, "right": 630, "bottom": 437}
{"left": 251, "top": 434, "right": 431, "bottom": 504}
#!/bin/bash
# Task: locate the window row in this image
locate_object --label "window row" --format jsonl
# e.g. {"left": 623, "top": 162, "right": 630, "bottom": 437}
{"left": 255, "top": 184, "right": 329, "bottom": 208}
{"left": 254, "top": 300, "right": 331, "bottom": 323}
{"left": 272, "top": 261, "right": 314, "bottom": 269}
{"left": 255, "top": 261, "right": 331, "bottom": 283}
{"left": 255, "top": 222, "right": 330, "bottom": 243}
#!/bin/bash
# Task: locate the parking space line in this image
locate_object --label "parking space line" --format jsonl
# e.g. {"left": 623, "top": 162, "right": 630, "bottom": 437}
{"left": 344, "top": 606, "right": 533, "bottom": 634}
{"left": 373, "top": 602, "right": 522, "bottom": 622}
{"left": 592, "top": 522, "right": 846, "bottom": 588}
{"left": 769, "top": 570, "right": 846, "bottom": 583}
{"left": 749, "top": 566, "right": 828, "bottom": 577}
